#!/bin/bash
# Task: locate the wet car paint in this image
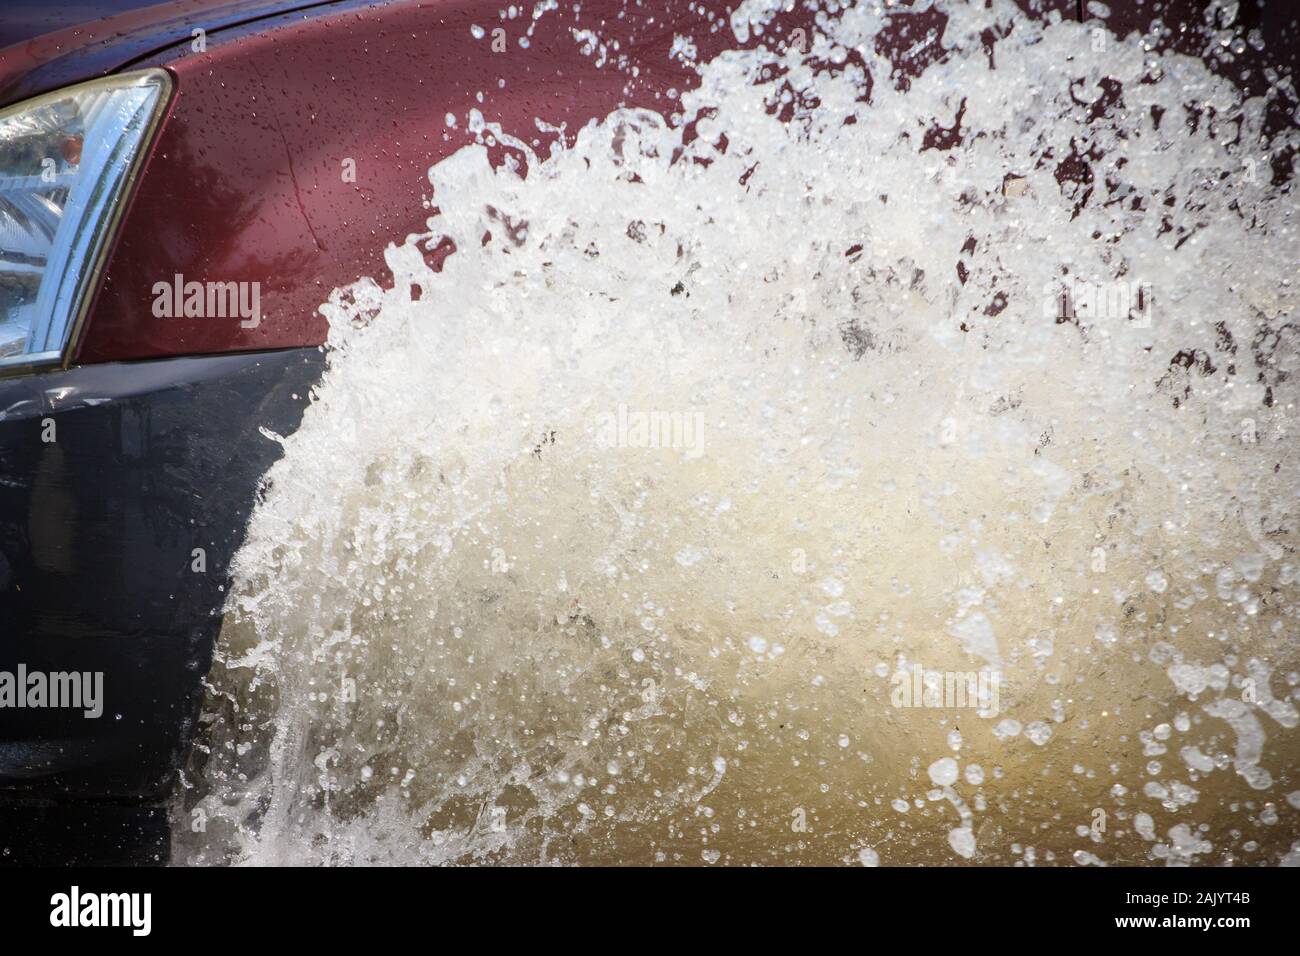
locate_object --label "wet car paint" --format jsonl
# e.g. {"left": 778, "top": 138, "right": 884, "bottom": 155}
{"left": 0, "top": 1, "right": 342, "bottom": 106}
{"left": 0, "top": 348, "right": 323, "bottom": 860}
{"left": 77, "top": 0, "right": 794, "bottom": 362}
{"left": 10, "top": 1, "right": 1299, "bottom": 366}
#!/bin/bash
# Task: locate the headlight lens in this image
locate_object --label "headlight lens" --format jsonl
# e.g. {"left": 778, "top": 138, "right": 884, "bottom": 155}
{"left": 0, "top": 70, "right": 170, "bottom": 371}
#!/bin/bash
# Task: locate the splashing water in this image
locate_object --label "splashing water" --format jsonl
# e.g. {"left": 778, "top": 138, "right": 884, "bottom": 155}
{"left": 175, "top": 1, "right": 1300, "bottom": 866}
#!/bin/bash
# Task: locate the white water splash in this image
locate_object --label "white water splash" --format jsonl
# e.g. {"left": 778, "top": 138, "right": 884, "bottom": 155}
{"left": 176, "top": 1, "right": 1299, "bottom": 866}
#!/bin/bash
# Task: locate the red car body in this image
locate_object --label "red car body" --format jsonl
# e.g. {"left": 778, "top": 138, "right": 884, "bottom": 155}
{"left": 6, "top": 0, "right": 1297, "bottom": 365}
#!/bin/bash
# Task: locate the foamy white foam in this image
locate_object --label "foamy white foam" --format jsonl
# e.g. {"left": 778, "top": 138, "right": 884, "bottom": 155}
{"left": 175, "top": 0, "right": 1299, "bottom": 866}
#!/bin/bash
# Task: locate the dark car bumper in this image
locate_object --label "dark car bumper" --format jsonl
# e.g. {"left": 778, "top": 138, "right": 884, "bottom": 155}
{"left": 0, "top": 347, "right": 323, "bottom": 859}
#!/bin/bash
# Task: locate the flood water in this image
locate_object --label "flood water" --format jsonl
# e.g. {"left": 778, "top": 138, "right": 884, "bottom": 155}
{"left": 173, "top": 0, "right": 1300, "bottom": 866}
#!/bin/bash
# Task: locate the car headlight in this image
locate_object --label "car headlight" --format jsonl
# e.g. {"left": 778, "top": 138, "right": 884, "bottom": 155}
{"left": 0, "top": 70, "right": 170, "bottom": 372}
